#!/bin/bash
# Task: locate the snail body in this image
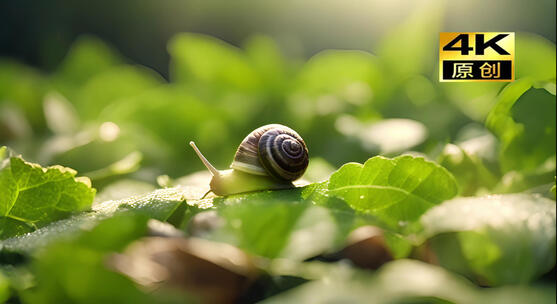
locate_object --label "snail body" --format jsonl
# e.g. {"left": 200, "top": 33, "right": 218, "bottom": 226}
{"left": 190, "top": 124, "right": 309, "bottom": 196}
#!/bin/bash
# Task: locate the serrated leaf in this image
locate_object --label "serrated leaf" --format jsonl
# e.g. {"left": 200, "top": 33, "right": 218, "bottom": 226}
{"left": 421, "top": 193, "right": 556, "bottom": 285}
{"left": 0, "top": 156, "right": 96, "bottom": 239}
{"left": 328, "top": 155, "right": 458, "bottom": 230}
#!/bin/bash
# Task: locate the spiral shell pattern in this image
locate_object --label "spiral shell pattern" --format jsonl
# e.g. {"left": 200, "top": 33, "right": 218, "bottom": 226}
{"left": 231, "top": 124, "right": 308, "bottom": 181}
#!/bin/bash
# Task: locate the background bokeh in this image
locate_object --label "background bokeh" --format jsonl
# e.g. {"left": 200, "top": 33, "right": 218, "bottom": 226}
{"left": 1, "top": 0, "right": 555, "bottom": 77}
{"left": 0, "top": 1, "right": 556, "bottom": 303}
{"left": 0, "top": 0, "right": 555, "bottom": 198}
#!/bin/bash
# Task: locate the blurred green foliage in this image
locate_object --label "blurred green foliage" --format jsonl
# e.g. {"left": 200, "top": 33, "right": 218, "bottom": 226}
{"left": 1, "top": 29, "right": 555, "bottom": 197}
{"left": 421, "top": 194, "right": 556, "bottom": 286}
{"left": 262, "top": 259, "right": 556, "bottom": 304}
{"left": 0, "top": 4, "right": 556, "bottom": 303}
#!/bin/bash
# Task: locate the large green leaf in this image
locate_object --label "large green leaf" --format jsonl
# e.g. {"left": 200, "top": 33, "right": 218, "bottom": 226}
{"left": 421, "top": 193, "right": 556, "bottom": 285}
{"left": 328, "top": 155, "right": 458, "bottom": 230}
{"left": 208, "top": 191, "right": 311, "bottom": 259}
{"left": 0, "top": 151, "right": 96, "bottom": 239}
{"left": 192, "top": 185, "right": 395, "bottom": 261}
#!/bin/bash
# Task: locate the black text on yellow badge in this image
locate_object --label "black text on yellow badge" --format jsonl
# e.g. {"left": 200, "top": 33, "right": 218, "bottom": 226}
{"left": 439, "top": 32, "right": 514, "bottom": 82}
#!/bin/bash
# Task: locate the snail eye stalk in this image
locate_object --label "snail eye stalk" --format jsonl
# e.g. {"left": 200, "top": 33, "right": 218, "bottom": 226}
{"left": 189, "top": 141, "right": 220, "bottom": 176}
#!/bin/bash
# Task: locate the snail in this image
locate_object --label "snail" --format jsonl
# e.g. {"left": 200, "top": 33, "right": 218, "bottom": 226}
{"left": 189, "top": 124, "right": 309, "bottom": 197}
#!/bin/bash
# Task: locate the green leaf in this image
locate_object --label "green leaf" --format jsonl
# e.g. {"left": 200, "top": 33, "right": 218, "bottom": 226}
{"left": 487, "top": 79, "right": 556, "bottom": 174}
{"left": 168, "top": 33, "right": 260, "bottom": 91}
{"left": 94, "top": 179, "right": 156, "bottom": 203}
{"left": 421, "top": 193, "right": 556, "bottom": 285}
{"left": 0, "top": 188, "right": 188, "bottom": 256}
{"left": 210, "top": 191, "right": 310, "bottom": 259}
{"left": 486, "top": 79, "right": 533, "bottom": 140}
{"left": 0, "top": 155, "right": 96, "bottom": 240}
{"left": 328, "top": 155, "right": 458, "bottom": 230}
{"left": 196, "top": 186, "right": 386, "bottom": 260}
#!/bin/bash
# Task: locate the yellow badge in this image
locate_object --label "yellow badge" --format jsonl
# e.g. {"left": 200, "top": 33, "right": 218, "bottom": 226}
{"left": 439, "top": 32, "right": 514, "bottom": 82}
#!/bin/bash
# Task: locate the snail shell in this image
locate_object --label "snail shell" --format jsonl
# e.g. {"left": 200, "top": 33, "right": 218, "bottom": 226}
{"left": 230, "top": 124, "right": 309, "bottom": 181}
